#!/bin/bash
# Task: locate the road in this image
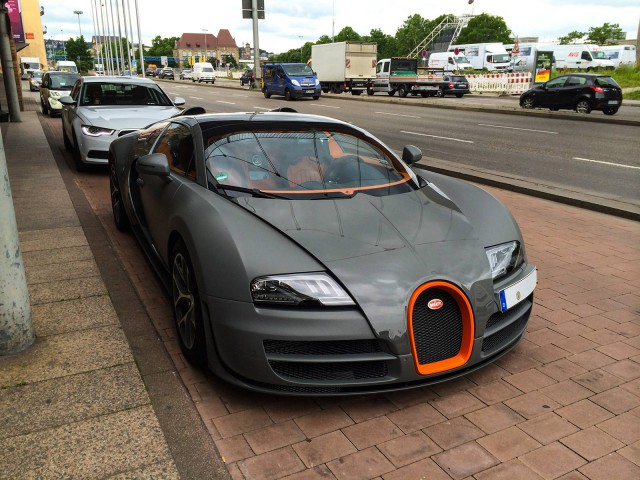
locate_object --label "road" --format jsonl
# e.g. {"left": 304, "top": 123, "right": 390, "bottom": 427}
{"left": 158, "top": 79, "right": 640, "bottom": 205}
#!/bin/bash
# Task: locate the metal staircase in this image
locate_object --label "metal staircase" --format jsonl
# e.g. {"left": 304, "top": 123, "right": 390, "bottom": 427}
{"left": 407, "top": 14, "right": 474, "bottom": 58}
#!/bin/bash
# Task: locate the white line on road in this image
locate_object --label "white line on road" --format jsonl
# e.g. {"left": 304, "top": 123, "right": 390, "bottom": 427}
{"left": 478, "top": 123, "right": 558, "bottom": 134}
{"left": 231, "top": 94, "right": 249, "bottom": 97}
{"left": 216, "top": 101, "right": 236, "bottom": 105}
{"left": 376, "top": 112, "right": 421, "bottom": 119}
{"left": 253, "top": 106, "right": 270, "bottom": 110}
{"left": 401, "top": 131, "right": 474, "bottom": 143}
{"left": 309, "top": 104, "right": 340, "bottom": 109}
{"left": 572, "top": 157, "right": 640, "bottom": 170}
{"left": 189, "top": 96, "right": 203, "bottom": 100}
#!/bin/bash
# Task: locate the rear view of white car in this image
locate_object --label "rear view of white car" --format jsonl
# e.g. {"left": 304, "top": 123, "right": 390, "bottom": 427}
{"left": 59, "top": 76, "right": 186, "bottom": 171}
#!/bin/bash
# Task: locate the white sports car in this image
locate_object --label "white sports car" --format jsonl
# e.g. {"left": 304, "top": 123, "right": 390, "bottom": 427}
{"left": 60, "top": 76, "right": 186, "bottom": 171}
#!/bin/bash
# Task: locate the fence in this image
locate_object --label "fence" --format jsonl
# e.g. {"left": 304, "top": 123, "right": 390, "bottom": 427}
{"left": 465, "top": 72, "right": 532, "bottom": 94}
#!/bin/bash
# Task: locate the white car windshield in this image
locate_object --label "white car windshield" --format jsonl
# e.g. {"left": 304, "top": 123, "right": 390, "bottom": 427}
{"left": 80, "top": 82, "right": 173, "bottom": 106}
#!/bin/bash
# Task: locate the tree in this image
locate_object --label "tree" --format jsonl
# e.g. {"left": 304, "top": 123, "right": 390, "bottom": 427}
{"left": 455, "top": 13, "right": 512, "bottom": 44}
{"left": 334, "top": 26, "right": 361, "bottom": 42}
{"left": 65, "top": 35, "right": 92, "bottom": 73}
{"left": 395, "top": 14, "right": 431, "bottom": 56}
{"left": 364, "top": 28, "right": 398, "bottom": 60}
{"left": 586, "top": 23, "right": 625, "bottom": 45}
{"left": 146, "top": 35, "right": 179, "bottom": 57}
{"left": 558, "top": 30, "right": 585, "bottom": 45}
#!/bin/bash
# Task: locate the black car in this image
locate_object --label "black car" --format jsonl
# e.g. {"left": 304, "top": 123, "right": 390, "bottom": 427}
{"left": 159, "top": 68, "right": 175, "bottom": 80}
{"left": 519, "top": 73, "right": 622, "bottom": 115}
{"left": 240, "top": 69, "right": 255, "bottom": 86}
{"left": 435, "top": 75, "right": 470, "bottom": 98}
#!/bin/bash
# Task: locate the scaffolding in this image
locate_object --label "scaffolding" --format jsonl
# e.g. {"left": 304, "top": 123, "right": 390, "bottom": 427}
{"left": 407, "top": 14, "right": 474, "bottom": 58}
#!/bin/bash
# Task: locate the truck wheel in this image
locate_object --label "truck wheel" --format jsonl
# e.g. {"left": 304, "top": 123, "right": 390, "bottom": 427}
{"left": 397, "top": 85, "right": 408, "bottom": 98}
{"left": 436, "top": 89, "right": 445, "bottom": 98}
{"left": 388, "top": 90, "right": 396, "bottom": 96}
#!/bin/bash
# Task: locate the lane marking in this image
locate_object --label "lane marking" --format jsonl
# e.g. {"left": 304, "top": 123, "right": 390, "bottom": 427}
{"left": 231, "top": 94, "right": 249, "bottom": 97}
{"left": 401, "top": 131, "right": 474, "bottom": 143}
{"left": 376, "top": 111, "right": 421, "bottom": 119}
{"left": 478, "top": 123, "right": 558, "bottom": 134}
{"left": 216, "top": 100, "right": 236, "bottom": 105}
{"left": 189, "top": 96, "right": 203, "bottom": 100}
{"left": 252, "top": 106, "right": 270, "bottom": 110}
{"left": 572, "top": 157, "right": 640, "bottom": 170}
{"left": 309, "top": 104, "right": 340, "bottom": 109}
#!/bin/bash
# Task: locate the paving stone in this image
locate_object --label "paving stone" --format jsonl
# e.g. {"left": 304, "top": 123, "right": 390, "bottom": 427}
{"left": 560, "top": 426, "right": 624, "bottom": 461}
{"left": 504, "top": 391, "right": 561, "bottom": 419}
{"left": 601, "top": 359, "right": 640, "bottom": 382}
{"left": 578, "top": 452, "right": 640, "bottom": 480}
{"left": 214, "top": 435, "right": 254, "bottom": 464}
{"left": 429, "top": 391, "right": 485, "bottom": 419}
{"left": 474, "top": 458, "right": 544, "bottom": 480}
{"left": 537, "top": 358, "right": 588, "bottom": 382}
{"left": 280, "top": 465, "right": 335, "bottom": 480}
{"left": 237, "top": 446, "right": 305, "bottom": 480}
{"left": 377, "top": 431, "right": 441, "bottom": 468}
{"left": 519, "top": 442, "right": 587, "bottom": 479}
{"left": 597, "top": 412, "right": 640, "bottom": 445}
{"left": 386, "top": 401, "right": 446, "bottom": 433}
{"left": 573, "top": 369, "right": 624, "bottom": 393}
{"left": 380, "top": 457, "right": 451, "bottom": 480}
{"left": 465, "top": 403, "right": 525, "bottom": 434}
{"left": 342, "top": 416, "right": 403, "bottom": 450}
{"left": 519, "top": 413, "right": 580, "bottom": 445}
{"left": 244, "top": 420, "right": 307, "bottom": 455}
{"left": 294, "top": 407, "right": 355, "bottom": 439}
{"left": 495, "top": 351, "right": 541, "bottom": 374}
{"left": 468, "top": 380, "right": 523, "bottom": 405}
{"left": 326, "top": 447, "right": 395, "bottom": 480}
{"left": 477, "top": 426, "right": 542, "bottom": 462}
{"left": 539, "top": 379, "right": 594, "bottom": 405}
{"left": 557, "top": 399, "right": 615, "bottom": 429}
{"left": 423, "top": 416, "right": 485, "bottom": 450}
{"left": 504, "top": 368, "right": 557, "bottom": 393}
{"left": 212, "top": 408, "right": 273, "bottom": 438}
{"left": 293, "top": 431, "right": 357, "bottom": 468}
{"left": 432, "top": 442, "right": 499, "bottom": 480}
{"left": 597, "top": 342, "right": 640, "bottom": 361}
{"left": 341, "top": 395, "right": 398, "bottom": 424}
{"left": 618, "top": 441, "right": 640, "bottom": 468}
{"left": 383, "top": 386, "right": 438, "bottom": 409}
{"left": 590, "top": 387, "right": 640, "bottom": 415}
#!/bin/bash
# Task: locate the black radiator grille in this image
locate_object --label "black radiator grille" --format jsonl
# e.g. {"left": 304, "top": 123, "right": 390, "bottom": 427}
{"left": 269, "top": 360, "right": 388, "bottom": 381}
{"left": 264, "top": 339, "right": 382, "bottom": 356}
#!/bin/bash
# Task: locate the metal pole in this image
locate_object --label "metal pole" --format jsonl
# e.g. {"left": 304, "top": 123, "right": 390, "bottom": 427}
{"left": 123, "top": 0, "right": 134, "bottom": 74}
{"left": 100, "top": 2, "right": 113, "bottom": 74}
{"left": 0, "top": 127, "right": 33, "bottom": 354}
{"left": 114, "top": 0, "right": 125, "bottom": 72}
{"left": 134, "top": 0, "right": 145, "bottom": 77}
{"left": 90, "top": 1, "right": 98, "bottom": 69}
{"left": 252, "top": 0, "right": 261, "bottom": 82}
{"left": 92, "top": 0, "right": 104, "bottom": 72}
{"left": 74, "top": 10, "right": 83, "bottom": 38}
{"left": 108, "top": 0, "right": 121, "bottom": 74}
{"left": 0, "top": 4, "right": 21, "bottom": 121}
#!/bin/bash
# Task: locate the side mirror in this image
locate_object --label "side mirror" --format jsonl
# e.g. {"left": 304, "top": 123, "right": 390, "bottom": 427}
{"left": 402, "top": 145, "right": 422, "bottom": 165}
{"left": 136, "top": 153, "right": 170, "bottom": 177}
{"left": 59, "top": 96, "right": 75, "bottom": 106}
{"left": 173, "top": 96, "right": 186, "bottom": 106}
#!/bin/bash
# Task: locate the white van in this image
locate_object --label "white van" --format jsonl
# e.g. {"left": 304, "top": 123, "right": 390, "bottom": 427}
{"left": 192, "top": 62, "right": 216, "bottom": 84}
{"left": 546, "top": 44, "right": 614, "bottom": 70}
{"left": 428, "top": 52, "right": 473, "bottom": 72}
{"left": 601, "top": 45, "right": 637, "bottom": 67}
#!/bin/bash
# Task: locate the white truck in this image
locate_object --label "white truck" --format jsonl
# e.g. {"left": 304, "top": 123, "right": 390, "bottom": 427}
{"left": 427, "top": 52, "right": 473, "bottom": 72}
{"left": 544, "top": 44, "right": 615, "bottom": 70}
{"left": 310, "top": 41, "right": 377, "bottom": 95}
{"left": 601, "top": 45, "right": 637, "bottom": 67}
{"left": 369, "top": 57, "right": 447, "bottom": 97}
{"left": 56, "top": 60, "right": 78, "bottom": 73}
{"left": 19, "top": 56, "right": 41, "bottom": 79}
{"left": 448, "top": 43, "right": 511, "bottom": 71}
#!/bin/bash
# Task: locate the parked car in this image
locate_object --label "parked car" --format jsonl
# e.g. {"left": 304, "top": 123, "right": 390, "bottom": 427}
{"left": 39, "top": 71, "right": 80, "bottom": 116}
{"left": 159, "top": 68, "right": 175, "bottom": 80}
{"left": 240, "top": 69, "right": 255, "bottom": 86}
{"left": 179, "top": 69, "right": 192, "bottom": 80}
{"left": 519, "top": 73, "right": 622, "bottom": 115}
{"left": 435, "top": 74, "right": 471, "bottom": 98}
{"left": 59, "top": 76, "right": 186, "bottom": 171}
{"left": 108, "top": 110, "right": 537, "bottom": 395}
{"left": 145, "top": 67, "right": 158, "bottom": 77}
{"left": 28, "top": 70, "right": 43, "bottom": 91}
{"left": 192, "top": 62, "right": 216, "bottom": 83}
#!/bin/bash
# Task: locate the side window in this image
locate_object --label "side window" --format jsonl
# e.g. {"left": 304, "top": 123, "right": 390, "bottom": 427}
{"left": 581, "top": 51, "right": 591, "bottom": 61}
{"left": 134, "top": 122, "right": 169, "bottom": 158}
{"left": 70, "top": 80, "right": 82, "bottom": 101}
{"left": 546, "top": 76, "right": 567, "bottom": 88}
{"left": 566, "top": 76, "right": 587, "bottom": 87}
{"left": 383, "top": 62, "right": 389, "bottom": 73}
{"left": 153, "top": 123, "right": 196, "bottom": 179}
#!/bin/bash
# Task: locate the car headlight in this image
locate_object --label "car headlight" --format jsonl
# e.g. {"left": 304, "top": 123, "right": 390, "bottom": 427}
{"left": 81, "top": 125, "right": 116, "bottom": 137}
{"left": 291, "top": 79, "right": 301, "bottom": 87}
{"left": 251, "top": 273, "right": 355, "bottom": 307}
{"left": 485, "top": 241, "right": 524, "bottom": 280}
{"left": 315, "top": 78, "right": 320, "bottom": 86}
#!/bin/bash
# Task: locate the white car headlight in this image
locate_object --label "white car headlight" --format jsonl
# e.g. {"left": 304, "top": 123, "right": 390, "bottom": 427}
{"left": 251, "top": 273, "right": 355, "bottom": 306}
{"left": 81, "top": 125, "right": 116, "bottom": 137}
{"left": 315, "top": 78, "right": 320, "bottom": 86}
{"left": 485, "top": 241, "right": 524, "bottom": 280}
{"left": 291, "top": 79, "right": 301, "bottom": 87}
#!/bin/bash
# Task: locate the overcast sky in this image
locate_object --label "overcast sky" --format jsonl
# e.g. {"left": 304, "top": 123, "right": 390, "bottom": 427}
{"left": 43, "top": 0, "right": 640, "bottom": 53}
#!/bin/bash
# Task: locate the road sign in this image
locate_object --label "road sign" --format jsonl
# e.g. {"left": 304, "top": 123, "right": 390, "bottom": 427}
{"left": 512, "top": 39, "right": 520, "bottom": 55}
{"left": 454, "top": 48, "right": 460, "bottom": 55}
{"left": 421, "top": 49, "right": 427, "bottom": 58}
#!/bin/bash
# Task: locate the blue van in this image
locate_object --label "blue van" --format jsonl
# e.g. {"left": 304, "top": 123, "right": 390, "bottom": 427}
{"left": 262, "top": 63, "right": 321, "bottom": 101}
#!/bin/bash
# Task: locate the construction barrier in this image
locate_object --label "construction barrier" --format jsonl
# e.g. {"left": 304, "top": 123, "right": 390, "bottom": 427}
{"left": 465, "top": 72, "right": 532, "bottom": 95}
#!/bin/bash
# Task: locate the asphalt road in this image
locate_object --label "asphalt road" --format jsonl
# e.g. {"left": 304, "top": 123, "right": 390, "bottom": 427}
{"left": 158, "top": 79, "right": 640, "bottom": 205}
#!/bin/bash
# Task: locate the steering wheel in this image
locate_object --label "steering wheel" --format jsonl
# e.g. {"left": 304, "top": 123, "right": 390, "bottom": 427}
{"left": 324, "top": 154, "right": 364, "bottom": 185}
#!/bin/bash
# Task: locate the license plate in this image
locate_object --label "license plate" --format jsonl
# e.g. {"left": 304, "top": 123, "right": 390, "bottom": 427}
{"left": 608, "top": 100, "right": 619, "bottom": 105}
{"left": 305, "top": 90, "right": 314, "bottom": 94}
{"left": 499, "top": 269, "right": 537, "bottom": 312}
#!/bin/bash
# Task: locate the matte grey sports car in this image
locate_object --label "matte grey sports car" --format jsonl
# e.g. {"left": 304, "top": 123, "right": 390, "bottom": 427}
{"left": 109, "top": 111, "right": 537, "bottom": 395}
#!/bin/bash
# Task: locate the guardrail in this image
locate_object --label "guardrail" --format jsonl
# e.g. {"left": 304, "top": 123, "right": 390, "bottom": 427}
{"left": 465, "top": 72, "right": 532, "bottom": 94}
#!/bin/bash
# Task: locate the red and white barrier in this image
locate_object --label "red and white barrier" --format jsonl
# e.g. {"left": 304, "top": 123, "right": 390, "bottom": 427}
{"left": 466, "top": 72, "right": 532, "bottom": 94}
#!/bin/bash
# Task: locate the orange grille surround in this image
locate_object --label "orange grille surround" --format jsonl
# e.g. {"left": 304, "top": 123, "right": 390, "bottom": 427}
{"left": 407, "top": 281, "right": 475, "bottom": 375}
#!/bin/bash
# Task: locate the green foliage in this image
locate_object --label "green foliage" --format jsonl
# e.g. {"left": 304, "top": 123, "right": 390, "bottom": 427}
{"left": 623, "top": 89, "right": 640, "bottom": 100}
{"left": 364, "top": 29, "right": 398, "bottom": 60}
{"left": 558, "top": 31, "right": 585, "bottom": 45}
{"left": 395, "top": 14, "right": 431, "bottom": 56}
{"left": 65, "top": 35, "right": 92, "bottom": 73}
{"left": 455, "top": 14, "right": 512, "bottom": 44}
{"left": 586, "top": 23, "right": 625, "bottom": 46}
{"left": 146, "top": 35, "right": 179, "bottom": 57}
{"left": 334, "top": 27, "right": 361, "bottom": 42}
{"left": 221, "top": 54, "right": 238, "bottom": 69}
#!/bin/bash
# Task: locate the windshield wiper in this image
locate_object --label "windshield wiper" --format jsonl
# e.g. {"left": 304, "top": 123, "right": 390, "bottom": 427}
{"left": 215, "top": 184, "right": 287, "bottom": 199}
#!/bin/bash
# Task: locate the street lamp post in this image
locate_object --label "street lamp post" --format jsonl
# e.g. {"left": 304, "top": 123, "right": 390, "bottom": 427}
{"left": 299, "top": 35, "right": 303, "bottom": 62}
{"left": 74, "top": 10, "right": 83, "bottom": 37}
{"left": 203, "top": 28, "right": 208, "bottom": 63}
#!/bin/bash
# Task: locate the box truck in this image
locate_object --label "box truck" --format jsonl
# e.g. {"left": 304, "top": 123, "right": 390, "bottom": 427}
{"left": 19, "top": 56, "right": 41, "bottom": 79}
{"left": 448, "top": 43, "right": 511, "bottom": 71}
{"left": 601, "top": 45, "right": 637, "bottom": 67}
{"left": 310, "top": 41, "right": 377, "bottom": 95}
{"left": 427, "top": 52, "right": 473, "bottom": 72}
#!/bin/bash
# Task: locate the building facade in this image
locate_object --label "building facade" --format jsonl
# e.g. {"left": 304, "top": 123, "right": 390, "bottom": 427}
{"left": 173, "top": 29, "right": 238, "bottom": 68}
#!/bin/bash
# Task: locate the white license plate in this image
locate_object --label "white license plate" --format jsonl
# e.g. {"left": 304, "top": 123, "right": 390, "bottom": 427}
{"left": 608, "top": 100, "right": 619, "bottom": 105}
{"left": 305, "top": 90, "right": 315, "bottom": 94}
{"left": 499, "top": 268, "right": 537, "bottom": 312}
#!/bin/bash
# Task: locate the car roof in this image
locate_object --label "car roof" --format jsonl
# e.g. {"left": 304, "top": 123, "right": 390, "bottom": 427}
{"left": 191, "top": 111, "right": 354, "bottom": 128}
{"left": 81, "top": 76, "right": 157, "bottom": 85}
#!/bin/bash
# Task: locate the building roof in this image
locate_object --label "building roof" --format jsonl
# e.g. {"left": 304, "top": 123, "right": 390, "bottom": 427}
{"left": 176, "top": 33, "right": 217, "bottom": 50}
{"left": 216, "top": 29, "right": 237, "bottom": 48}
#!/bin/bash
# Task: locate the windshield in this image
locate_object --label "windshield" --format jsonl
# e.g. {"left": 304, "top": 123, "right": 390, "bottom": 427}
{"left": 202, "top": 127, "right": 415, "bottom": 199}
{"left": 491, "top": 54, "right": 510, "bottom": 63}
{"left": 202, "top": 67, "right": 214, "bottom": 72}
{"left": 283, "top": 64, "right": 314, "bottom": 76}
{"left": 456, "top": 56, "right": 470, "bottom": 64}
{"left": 80, "top": 82, "right": 174, "bottom": 106}
{"left": 31, "top": 72, "right": 43, "bottom": 79}
{"left": 591, "top": 51, "right": 609, "bottom": 60}
{"left": 49, "top": 74, "right": 79, "bottom": 90}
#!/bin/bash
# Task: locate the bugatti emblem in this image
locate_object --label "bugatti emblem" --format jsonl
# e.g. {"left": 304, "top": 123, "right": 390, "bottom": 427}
{"left": 428, "top": 299, "right": 444, "bottom": 310}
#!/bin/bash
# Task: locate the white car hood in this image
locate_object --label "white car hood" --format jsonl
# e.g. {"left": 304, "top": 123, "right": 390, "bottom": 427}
{"left": 80, "top": 106, "right": 180, "bottom": 130}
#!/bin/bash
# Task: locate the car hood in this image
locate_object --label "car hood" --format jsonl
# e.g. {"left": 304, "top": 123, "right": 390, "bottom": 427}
{"left": 236, "top": 186, "right": 494, "bottom": 345}
{"left": 80, "top": 106, "right": 179, "bottom": 129}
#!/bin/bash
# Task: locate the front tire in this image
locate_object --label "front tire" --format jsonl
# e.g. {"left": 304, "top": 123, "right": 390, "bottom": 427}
{"left": 171, "top": 240, "right": 207, "bottom": 367}
{"left": 284, "top": 89, "right": 293, "bottom": 101}
{"left": 575, "top": 99, "right": 592, "bottom": 114}
{"left": 71, "top": 131, "right": 86, "bottom": 172}
{"left": 521, "top": 96, "right": 535, "bottom": 109}
{"left": 109, "top": 159, "right": 131, "bottom": 232}
{"left": 263, "top": 88, "right": 271, "bottom": 99}
{"left": 397, "top": 85, "right": 408, "bottom": 98}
